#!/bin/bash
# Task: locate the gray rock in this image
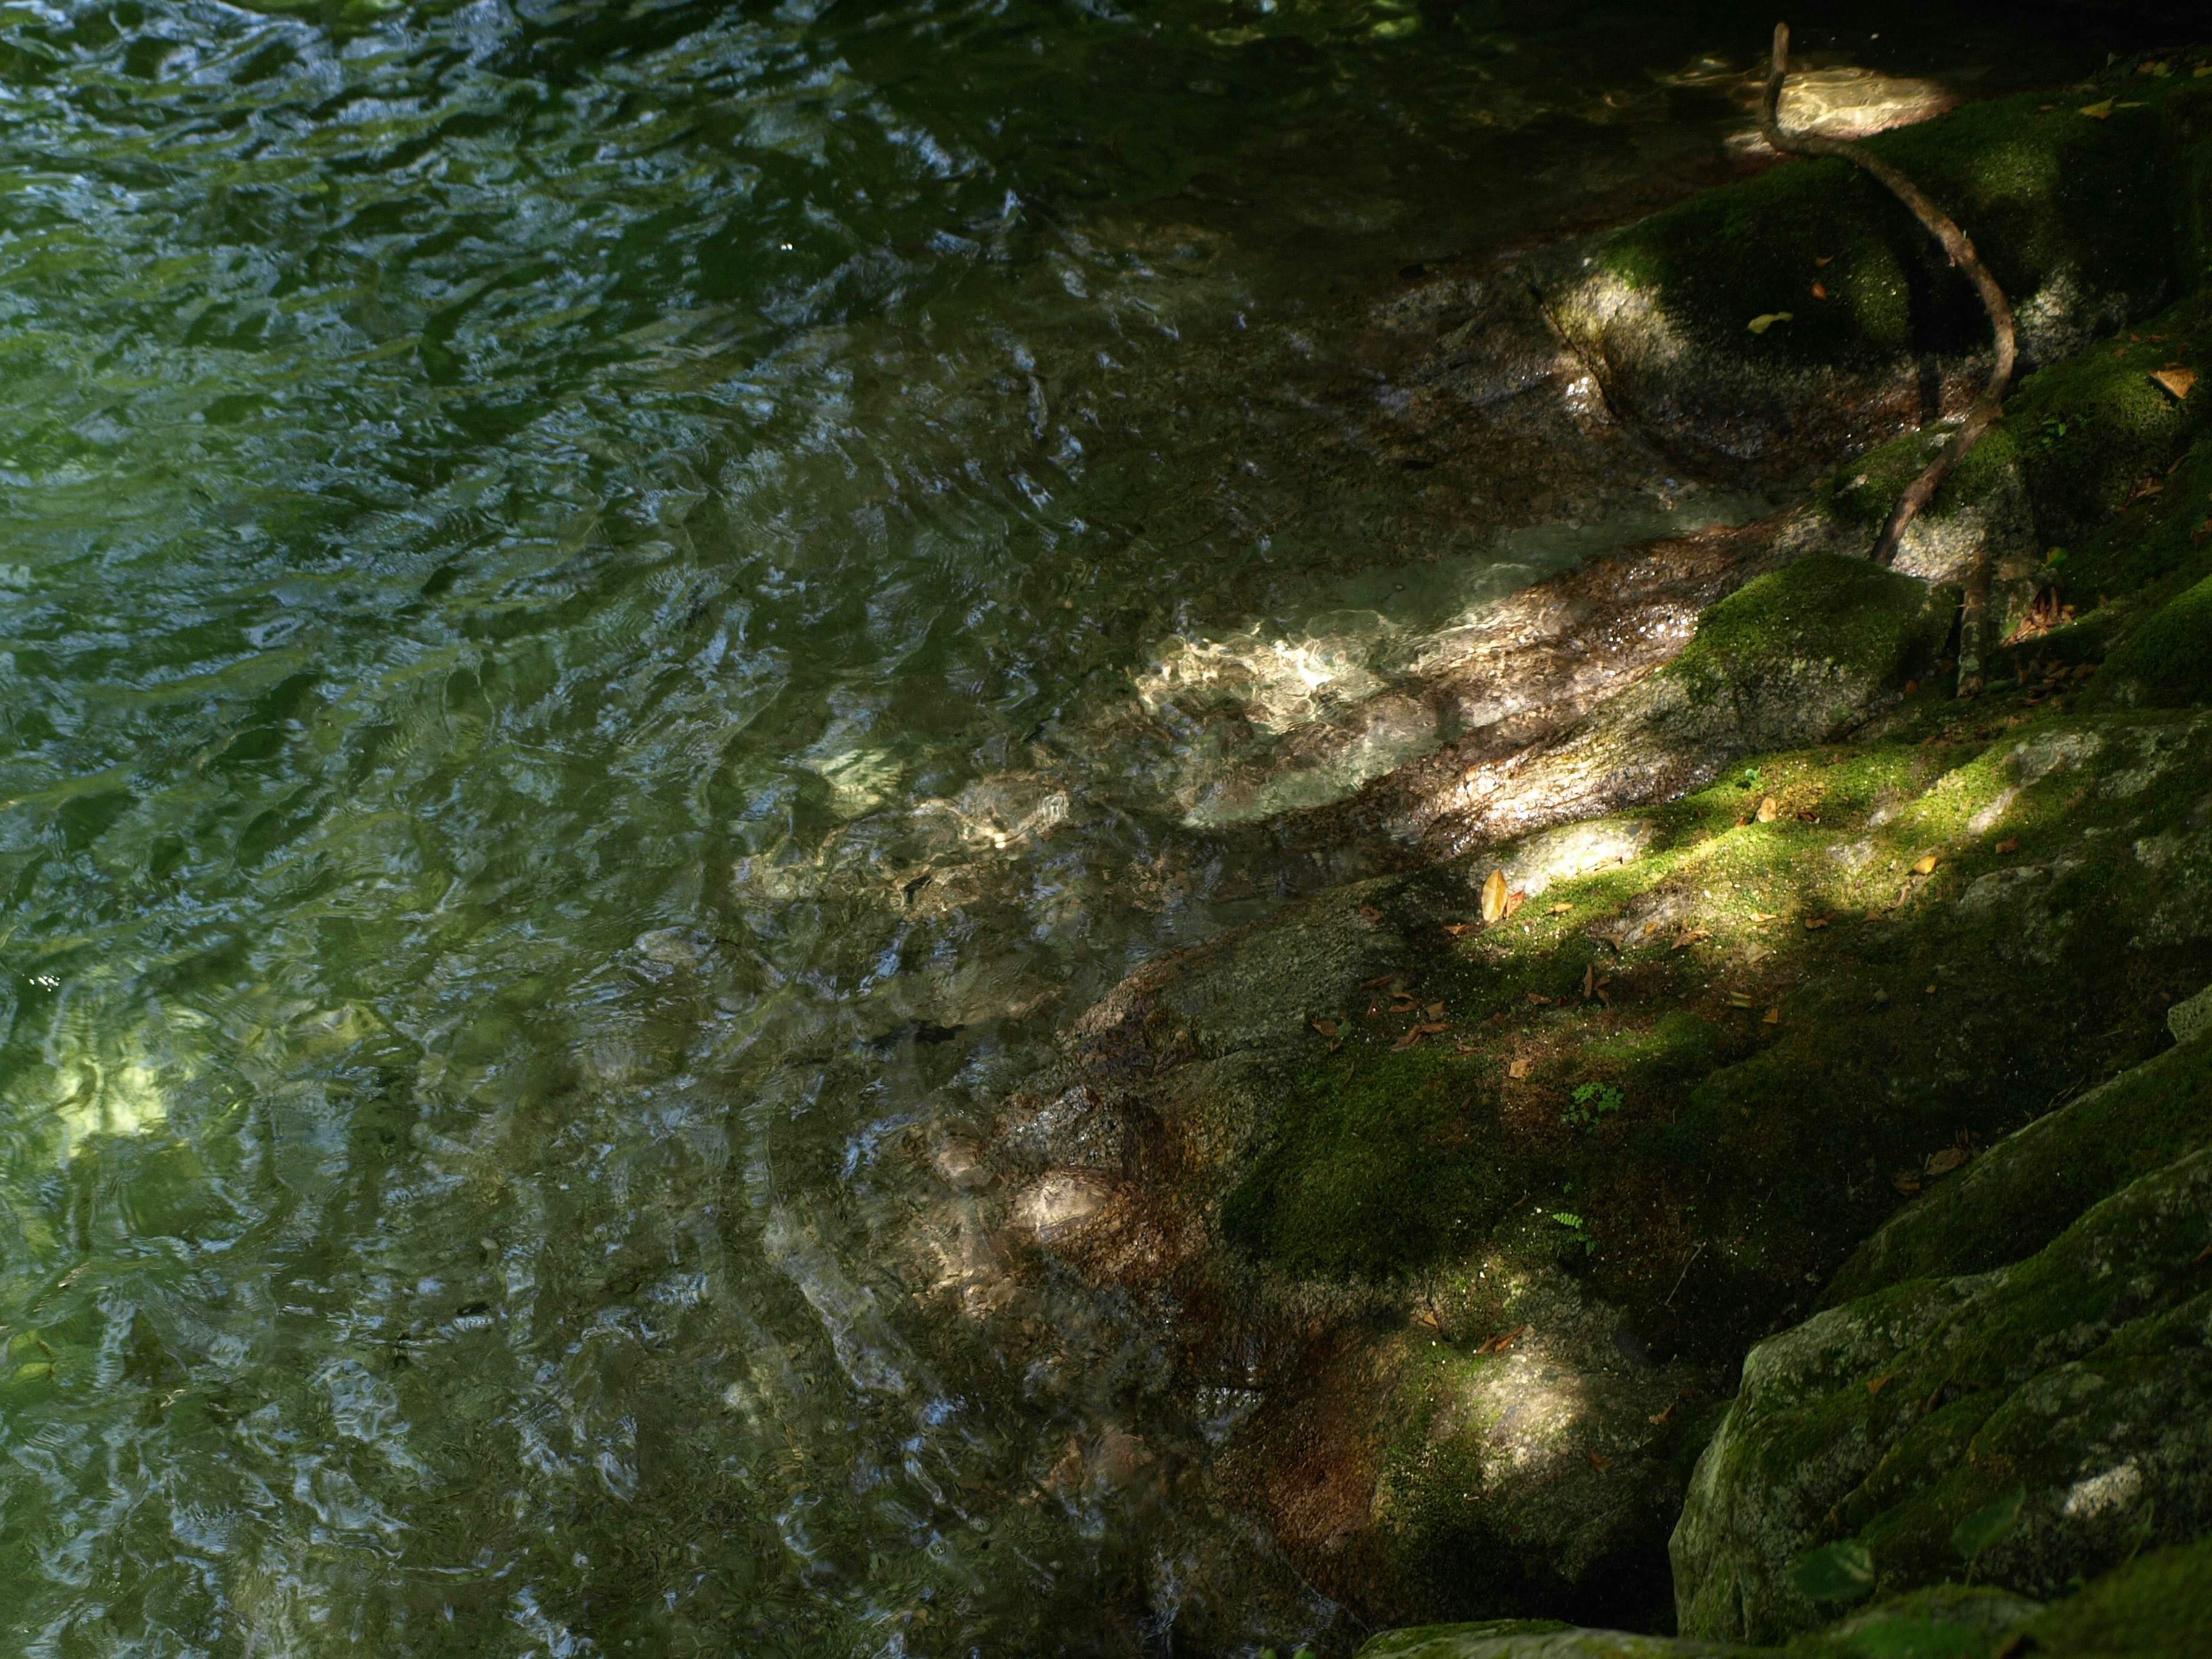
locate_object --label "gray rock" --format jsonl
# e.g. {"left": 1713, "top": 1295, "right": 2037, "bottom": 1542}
{"left": 1672, "top": 1139, "right": 2212, "bottom": 1643}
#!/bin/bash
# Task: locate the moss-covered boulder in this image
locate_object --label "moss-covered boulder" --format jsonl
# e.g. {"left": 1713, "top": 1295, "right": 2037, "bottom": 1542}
{"left": 2017, "top": 1537, "right": 2212, "bottom": 1657}
{"left": 1826, "top": 1022, "right": 2212, "bottom": 1302}
{"left": 1537, "top": 71, "right": 2212, "bottom": 479}
{"left": 1671, "top": 1035, "right": 2212, "bottom": 1642}
{"left": 1354, "top": 1540, "right": 2212, "bottom": 1657}
{"left": 1811, "top": 285, "right": 2211, "bottom": 585}
{"left": 1434, "top": 553, "right": 1953, "bottom": 854}
{"left": 2089, "top": 567, "right": 2212, "bottom": 706}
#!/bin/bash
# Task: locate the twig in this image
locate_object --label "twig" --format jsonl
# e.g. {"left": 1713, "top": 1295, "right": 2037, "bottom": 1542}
{"left": 1665, "top": 1241, "right": 1706, "bottom": 1307}
{"left": 1761, "top": 22, "right": 2018, "bottom": 692}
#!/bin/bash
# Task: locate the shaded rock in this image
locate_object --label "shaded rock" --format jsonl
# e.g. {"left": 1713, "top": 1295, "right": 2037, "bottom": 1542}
{"left": 1353, "top": 1584, "right": 2041, "bottom": 1657}
{"left": 1358, "top": 554, "right": 1953, "bottom": 859}
{"left": 1672, "top": 1122, "right": 2212, "bottom": 1642}
{"left": 1355, "top": 1619, "right": 1734, "bottom": 1658}
{"left": 1535, "top": 83, "right": 2207, "bottom": 481}
{"left": 2017, "top": 1536, "right": 2212, "bottom": 1658}
{"left": 1825, "top": 1022, "right": 2212, "bottom": 1304}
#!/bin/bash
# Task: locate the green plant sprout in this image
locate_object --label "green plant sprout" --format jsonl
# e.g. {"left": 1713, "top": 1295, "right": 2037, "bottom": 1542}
{"left": 1563, "top": 1082, "right": 1625, "bottom": 1130}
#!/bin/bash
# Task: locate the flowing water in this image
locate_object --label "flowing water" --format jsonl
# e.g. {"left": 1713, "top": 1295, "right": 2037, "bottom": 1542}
{"left": 0, "top": 1, "right": 2147, "bottom": 1653}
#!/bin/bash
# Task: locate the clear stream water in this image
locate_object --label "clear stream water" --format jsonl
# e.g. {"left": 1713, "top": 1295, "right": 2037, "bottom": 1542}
{"left": 0, "top": 1, "right": 2149, "bottom": 1653}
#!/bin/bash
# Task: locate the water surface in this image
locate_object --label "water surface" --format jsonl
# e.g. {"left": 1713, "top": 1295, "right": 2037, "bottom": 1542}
{"left": 0, "top": 0, "right": 2143, "bottom": 1652}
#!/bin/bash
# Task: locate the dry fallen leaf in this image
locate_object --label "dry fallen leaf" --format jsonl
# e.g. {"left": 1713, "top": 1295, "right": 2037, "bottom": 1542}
{"left": 2080, "top": 98, "right": 2115, "bottom": 118}
{"left": 1588, "top": 1453, "right": 1611, "bottom": 1472}
{"left": 1392, "top": 1020, "right": 1450, "bottom": 1050}
{"left": 1867, "top": 1373, "right": 1896, "bottom": 1398}
{"left": 1815, "top": 253, "right": 1834, "bottom": 267}
{"left": 1648, "top": 1402, "right": 1676, "bottom": 1426}
{"left": 1505, "top": 888, "right": 1528, "bottom": 919}
{"left": 1581, "top": 963, "right": 1597, "bottom": 1001}
{"left": 1804, "top": 915, "right": 1832, "bottom": 931}
{"left": 1361, "top": 971, "right": 1403, "bottom": 990}
{"left": 1444, "top": 921, "right": 1479, "bottom": 938}
{"left": 1995, "top": 836, "right": 2020, "bottom": 854}
{"left": 1548, "top": 901, "right": 1574, "bottom": 915}
{"left": 1913, "top": 853, "right": 1939, "bottom": 876}
{"left": 1727, "top": 992, "right": 1756, "bottom": 1009}
{"left": 1763, "top": 1005, "right": 1782, "bottom": 1025}
{"left": 1672, "top": 927, "right": 1711, "bottom": 950}
{"left": 1508, "top": 1057, "right": 1532, "bottom": 1080}
{"left": 1893, "top": 1172, "right": 1922, "bottom": 1196}
{"left": 1810, "top": 281, "right": 1829, "bottom": 300}
{"left": 1926, "top": 1146, "right": 1968, "bottom": 1176}
{"left": 1480, "top": 869, "right": 1510, "bottom": 925}
{"left": 1425, "top": 1001, "right": 1446, "bottom": 1018}
{"left": 1479, "top": 1324, "right": 1528, "bottom": 1354}
{"left": 1358, "top": 904, "right": 1383, "bottom": 922}
{"left": 2152, "top": 367, "right": 2197, "bottom": 401}
{"left": 1527, "top": 991, "right": 1552, "bottom": 1006}
{"left": 1755, "top": 796, "right": 1781, "bottom": 823}
{"left": 1309, "top": 1017, "right": 1340, "bottom": 1038}
{"left": 1749, "top": 911, "right": 1776, "bottom": 923}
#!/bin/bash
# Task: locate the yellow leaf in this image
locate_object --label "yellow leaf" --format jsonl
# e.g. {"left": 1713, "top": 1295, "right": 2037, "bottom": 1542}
{"left": 1508, "top": 1056, "right": 1532, "bottom": 1080}
{"left": 1747, "top": 312, "right": 1793, "bottom": 335}
{"left": 1763, "top": 1005, "right": 1782, "bottom": 1025}
{"left": 1425, "top": 1001, "right": 1446, "bottom": 1018}
{"left": 1913, "top": 853, "right": 1939, "bottom": 876}
{"left": 1480, "top": 868, "right": 1510, "bottom": 924}
{"left": 1548, "top": 901, "right": 1573, "bottom": 915}
{"left": 2152, "top": 368, "right": 2197, "bottom": 401}
{"left": 2079, "top": 98, "right": 2114, "bottom": 118}
{"left": 1755, "top": 796, "right": 1780, "bottom": 823}
{"left": 1926, "top": 1146, "right": 1968, "bottom": 1176}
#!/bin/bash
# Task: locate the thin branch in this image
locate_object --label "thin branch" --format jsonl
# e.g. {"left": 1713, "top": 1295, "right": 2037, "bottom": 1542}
{"left": 1760, "top": 22, "right": 2018, "bottom": 687}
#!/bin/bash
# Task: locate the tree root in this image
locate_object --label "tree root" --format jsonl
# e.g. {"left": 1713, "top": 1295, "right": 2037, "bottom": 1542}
{"left": 1760, "top": 21, "right": 2017, "bottom": 693}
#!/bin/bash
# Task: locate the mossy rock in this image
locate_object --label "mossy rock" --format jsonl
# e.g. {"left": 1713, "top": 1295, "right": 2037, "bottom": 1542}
{"left": 1827, "top": 1020, "right": 2212, "bottom": 1304}
{"left": 1540, "top": 81, "right": 2211, "bottom": 479}
{"left": 1353, "top": 1544, "right": 2212, "bottom": 1658}
{"left": 1665, "top": 555, "right": 1953, "bottom": 737}
{"left": 2019, "top": 1537, "right": 2212, "bottom": 1657}
{"left": 1672, "top": 1127, "right": 2212, "bottom": 1643}
{"left": 2088, "top": 566, "right": 2212, "bottom": 706}
{"left": 1808, "top": 290, "right": 2212, "bottom": 611}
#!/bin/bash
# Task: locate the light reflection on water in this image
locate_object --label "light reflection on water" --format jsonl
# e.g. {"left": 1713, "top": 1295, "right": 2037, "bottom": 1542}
{"left": 0, "top": 0, "right": 2127, "bottom": 1652}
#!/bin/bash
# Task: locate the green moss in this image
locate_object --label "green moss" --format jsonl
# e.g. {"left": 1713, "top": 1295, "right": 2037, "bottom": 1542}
{"left": 1221, "top": 1046, "right": 1514, "bottom": 1278}
{"left": 1827, "top": 1028, "right": 2212, "bottom": 1304}
{"left": 2001, "top": 293, "right": 2212, "bottom": 546}
{"left": 1596, "top": 88, "right": 2195, "bottom": 373}
{"left": 2024, "top": 1538, "right": 2212, "bottom": 1656}
{"left": 1671, "top": 555, "right": 1950, "bottom": 700}
{"left": 2089, "top": 566, "right": 2212, "bottom": 705}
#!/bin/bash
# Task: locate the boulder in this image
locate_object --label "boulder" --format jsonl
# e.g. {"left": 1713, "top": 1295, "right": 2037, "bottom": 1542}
{"left": 1671, "top": 1053, "right": 2212, "bottom": 1642}
{"left": 1533, "top": 81, "right": 2211, "bottom": 481}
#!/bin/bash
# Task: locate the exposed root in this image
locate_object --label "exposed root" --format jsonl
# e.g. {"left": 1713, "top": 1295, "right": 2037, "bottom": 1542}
{"left": 1760, "top": 21, "right": 2018, "bottom": 692}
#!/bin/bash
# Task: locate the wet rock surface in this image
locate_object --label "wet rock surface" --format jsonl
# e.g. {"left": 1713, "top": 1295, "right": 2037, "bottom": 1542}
{"left": 904, "top": 46, "right": 2212, "bottom": 1654}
